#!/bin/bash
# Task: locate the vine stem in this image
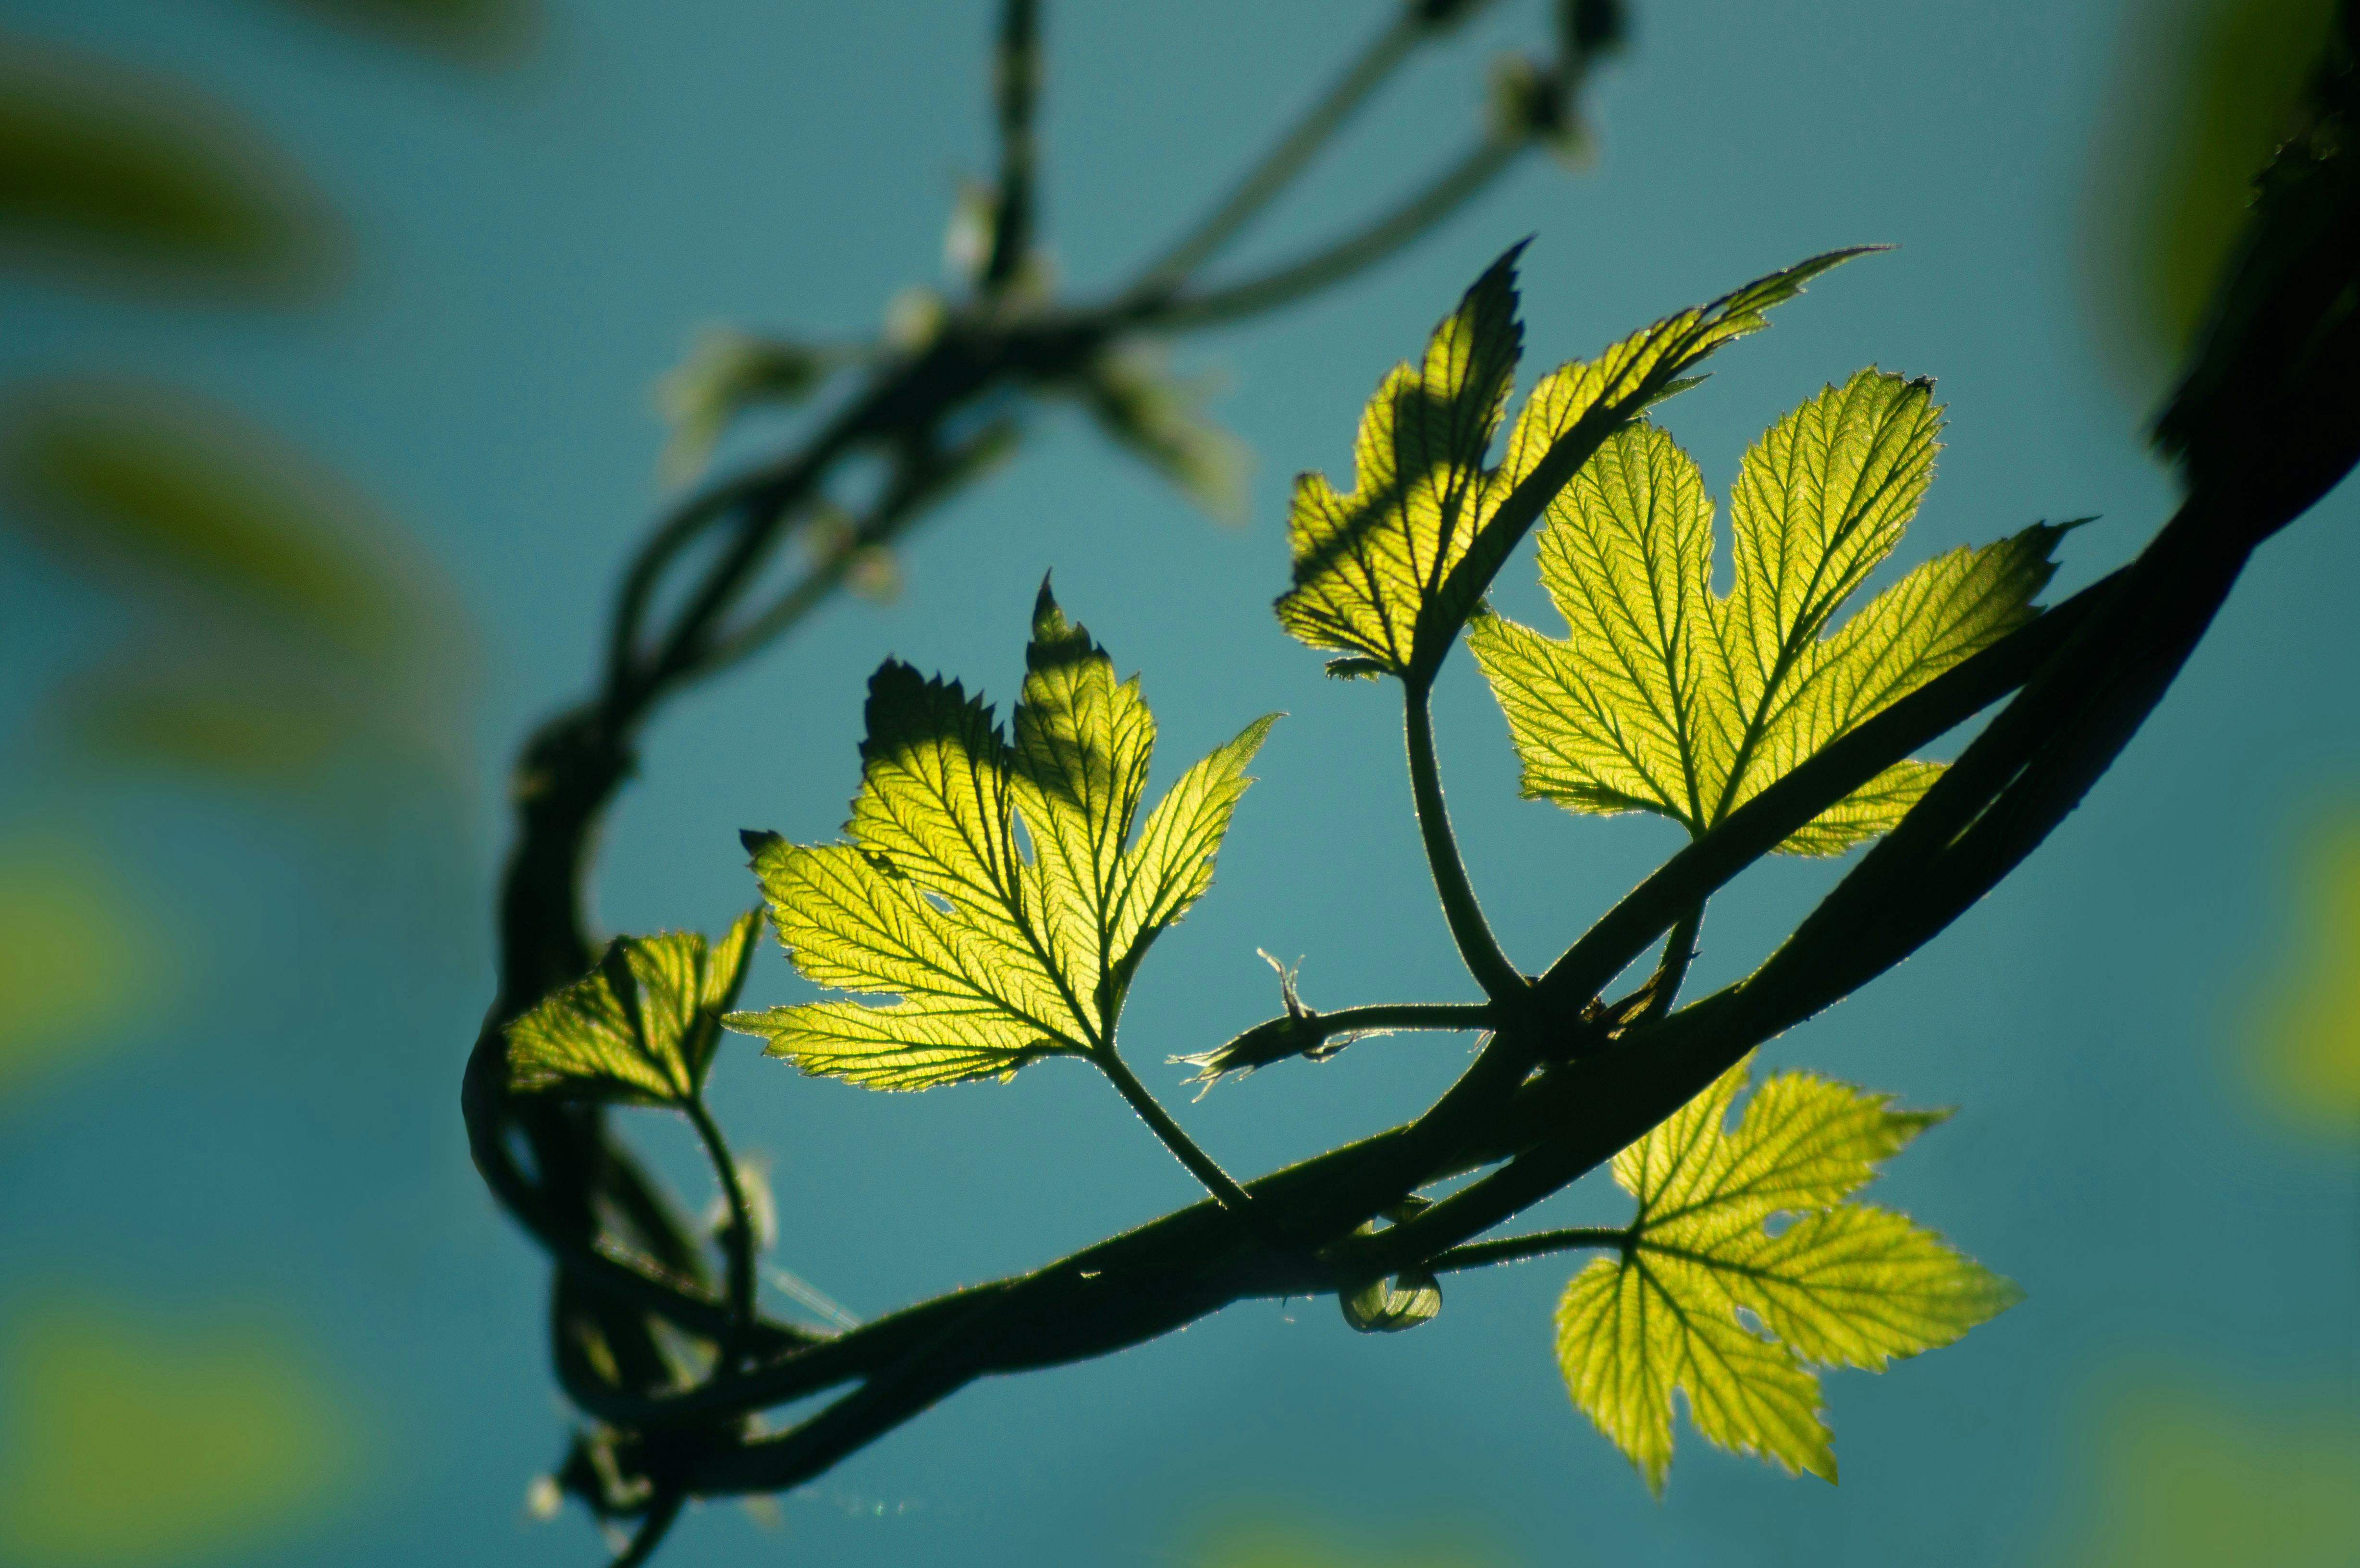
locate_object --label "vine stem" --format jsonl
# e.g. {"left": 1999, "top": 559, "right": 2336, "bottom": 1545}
{"left": 1404, "top": 679, "right": 1527, "bottom": 1007}
{"left": 1096, "top": 1045, "right": 1256, "bottom": 1213}
{"left": 1426, "top": 1225, "right": 1629, "bottom": 1272}
{"left": 1139, "top": 135, "right": 1524, "bottom": 333}
{"left": 683, "top": 1095, "right": 757, "bottom": 1360}
{"left": 607, "top": 1493, "right": 683, "bottom": 1568}
{"left": 1122, "top": 7, "right": 1427, "bottom": 299}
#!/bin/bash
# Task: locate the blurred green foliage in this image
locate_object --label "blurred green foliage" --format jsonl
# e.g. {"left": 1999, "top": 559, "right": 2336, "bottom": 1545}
{"left": 0, "top": 831, "right": 161, "bottom": 1102}
{"left": 2251, "top": 812, "right": 2360, "bottom": 1134}
{"left": 2054, "top": 1379, "right": 2360, "bottom": 1568}
{"left": 2088, "top": 0, "right": 2340, "bottom": 379}
{"left": 0, "top": 1299, "right": 364, "bottom": 1566}
{"left": 0, "top": 31, "right": 342, "bottom": 303}
{"left": 264, "top": 0, "right": 540, "bottom": 66}
{"left": 0, "top": 381, "right": 470, "bottom": 789}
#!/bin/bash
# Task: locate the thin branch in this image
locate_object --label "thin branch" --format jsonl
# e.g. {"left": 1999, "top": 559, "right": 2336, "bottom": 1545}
{"left": 1180, "top": 998, "right": 1494, "bottom": 1080}
{"left": 983, "top": 0, "right": 1041, "bottom": 293}
{"left": 1138, "top": 136, "right": 1524, "bottom": 333}
{"left": 1097, "top": 1045, "right": 1257, "bottom": 1213}
{"left": 1426, "top": 1225, "right": 1629, "bottom": 1272}
{"left": 1122, "top": 8, "right": 1426, "bottom": 298}
{"left": 683, "top": 1095, "right": 758, "bottom": 1360}
{"left": 1403, "top": 680, "right": 1528, "bottom": 1007}
{"left": 607, "top": 1493, "right": 683, "bottom": 1568}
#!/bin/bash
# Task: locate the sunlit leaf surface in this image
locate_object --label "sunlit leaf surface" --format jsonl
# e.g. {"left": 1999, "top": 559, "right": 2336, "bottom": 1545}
{"left": 0, "top": 34, "right": 340, "bottom": 300}
{"left": 1470, "top": 369, "right": 2069, "bottom": 854}
{"left": 1274, "top": 245, "right": 1859, "bottom": 684}
{"left": 506, "top": 911, "right": 761, "bottom": 1106}
{"left": 1554, "top": 1057, "right": 2020, "bottom": 1492}
{"left": 0, "top": 1298, "right": 363, "bottom": 1565}
{"left": 730, "top": 582, "right": 1276, "bottom": 1090}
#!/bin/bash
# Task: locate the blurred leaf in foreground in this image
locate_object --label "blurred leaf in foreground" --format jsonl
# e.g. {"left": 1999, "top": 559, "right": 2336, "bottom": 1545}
{"left": 0, "top": 379, "right": 472, "bottom": 792}
{"left": 0, "top": 1297, "right": 365, "bottom": 1565}
{"left": 1185, "top": 1513, "right": 1508, "bottom": 1568}
{"left": 2050, "top": 1376, "right": 2360, "bottom": 1568}
{"left": 261, "top": 0, "right": 541, "bottom": 66}
{"left": 0, "top": 828, "right": 163, "bottom": 1103}
{"left": 0, "top": 31, "right": 342, "bottom": 302}
{"left": 2083, "top": 0, "right": 2340, "bottom": 382}
{"left": 2250, "top": 810, "right": 2360, "bottom": 1133}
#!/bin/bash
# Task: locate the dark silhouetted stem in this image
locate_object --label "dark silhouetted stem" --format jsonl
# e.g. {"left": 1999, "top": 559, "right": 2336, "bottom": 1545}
{"left": 1404, "top": 680, "right": 1528, "bottom": 1008}
{"left": 1098, "top": 1046, "right": 1256, "bottom": 1213}
{"left": 684, "top": 1095, "right": 757, "bottom": 1360}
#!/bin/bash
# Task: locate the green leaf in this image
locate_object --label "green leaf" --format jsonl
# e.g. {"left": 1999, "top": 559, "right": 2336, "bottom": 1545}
{"left": 0, "top": 36, "right": 341, "bottom": 300}
{"left": 1273, "top": 245, "right": 1864, "bottom": 685}
{"left": 1073, "top": 341, "right": 1250, "bottom": 523}
{"left": 1469, "top": 369, "right": 2072, "bottom": 854}
{"left": 505, "top": 911, "right": 761, "bottom": 1106}
{"left": 1553, "top": 1056, "right": 2020, "bottom": 1494}
{"left": 730, "top": 581, "right": 1277, "bottom": 1090}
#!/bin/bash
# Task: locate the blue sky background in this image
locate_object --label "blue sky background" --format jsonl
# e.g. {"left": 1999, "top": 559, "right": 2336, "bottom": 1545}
{"left": 1, "top": 1, "right": 2356, "bottom": 1564}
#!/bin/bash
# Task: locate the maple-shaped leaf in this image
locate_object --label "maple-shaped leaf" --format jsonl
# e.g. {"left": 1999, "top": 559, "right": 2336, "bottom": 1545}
{"left": 505, "top": 910, "right": 761, "bottom": 1106}
{"left": 727, "top": 582, "right": 1277, "bottom": 1090}
{"left": 1468, "top": 369, "right": 2073, "bottom": 854}
{"left": 1273, "top": 244, "right": 1866, "bottom": 686}
{"left": 1553, "top": 1056, "right": 2021, "bottom": 1494}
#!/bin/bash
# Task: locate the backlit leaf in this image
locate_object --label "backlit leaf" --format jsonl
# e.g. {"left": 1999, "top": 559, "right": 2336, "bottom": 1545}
{"left": 1274, "top": 245, "right": 1862, "bottom": 684}
{"left": 506, "top": 911, "right": 761, "bottom": 1106}
{"left": 1470, "top": 369, "right": 2071, "bottom": 854}
{"left": 1554, "top": 1056, "right": 2020, "bottom": 1493}
{"left": 730, "top": 581, "right": 1276, "bottom": 1090}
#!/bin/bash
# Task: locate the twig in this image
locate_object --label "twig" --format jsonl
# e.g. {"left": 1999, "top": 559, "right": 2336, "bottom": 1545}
{"left": 1403, "top": 680, "right": 1528, "bottom": 1007}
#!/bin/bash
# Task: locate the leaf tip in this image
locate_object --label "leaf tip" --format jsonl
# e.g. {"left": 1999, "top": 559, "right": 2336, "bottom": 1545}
{"left": 739, "top": 827, "right": 784, "bottom": 859}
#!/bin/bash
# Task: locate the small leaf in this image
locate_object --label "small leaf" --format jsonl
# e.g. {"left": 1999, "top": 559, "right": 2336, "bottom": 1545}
{"left": 1553, "top": 1056, "right": 2020, "bottom": 1493}
{"left": 1470, "top": 370, "right": 2071, "bottom": 853}
{"left": 1339, "top": 1268, "right": 1443, "bottom": 1333}
{"left": 729, "top": 581, "right": 1277, "bottom": 1090}
{"left": 656, "top": 329, "right": 851, "bottom": 483}
{"left": 1275, "top": 245, "right": 1863, "bottom": 686}
{"left": 1073, "top": 342, "right": 1250, "bottom": 522}
{"left": 0, "top": 36, "right": 341, "bottom": 300}
{"left": 506, "top": 911, "right": 761, "bottom": 1106}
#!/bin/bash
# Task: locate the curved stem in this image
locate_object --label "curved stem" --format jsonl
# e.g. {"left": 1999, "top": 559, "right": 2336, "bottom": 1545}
{"left": 1403, "top": 680, "right": 1527, "bottom": 1007}
{"left": 1139, "top": 136, "right": 1523, "bottom": 333}
{"left": 1633, "top": 902, "right": 1703, "bottom": 1027}
{"left": 1097, "top": 1046, "right": 1255, "bottom": 1213}
{"left": 1426, "top": 1225, "right": 1629, "bottom": 1272}
{"left": 683, "top": 1095, "right": 757, "bottom": 1360}
{"left": 608, "top": 1492, "right": 684, "bottom": 1568}
{"left": 1122, "top": 9, "right": 1426, "bottom": 299}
